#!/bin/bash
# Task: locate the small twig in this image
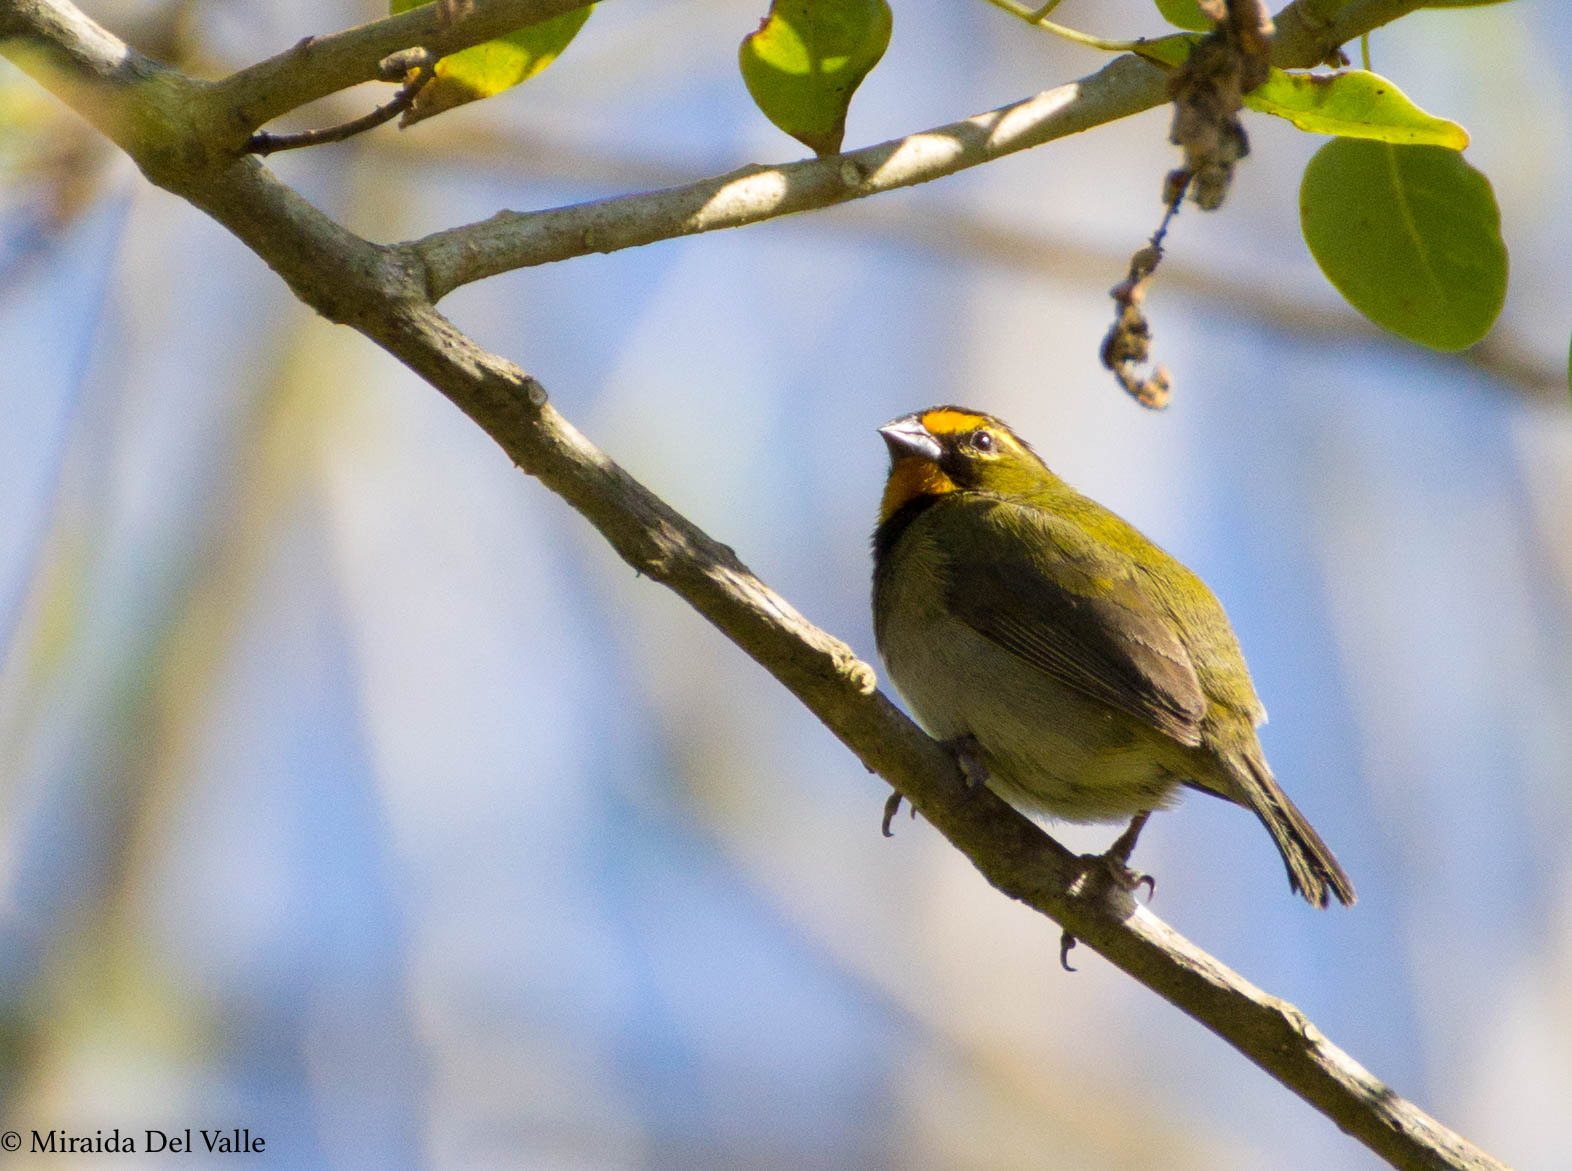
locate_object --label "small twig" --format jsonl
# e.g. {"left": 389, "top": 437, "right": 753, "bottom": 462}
{"left": 1101, "top": 192, "right": 1183, "bottom": 408}
{"left": 1106, "top": 0, "right": 1271, "bottom": 405}
{"left": 247, "top": 52, "right": 437, "bottom": 156}
{"left": 206, "top": 0, "right": 597, "bottom": 137}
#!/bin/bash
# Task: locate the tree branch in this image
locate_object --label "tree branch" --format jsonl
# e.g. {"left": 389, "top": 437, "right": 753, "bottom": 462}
{"left": 1273, "top": 0, "right": 1431, "bottom": 65}
{"left": 400, "top": 0, "right": 1432, "bottom": 301}
{"left": 206, "top": 0, "right": 600, "bottom": 137}
{"left": 374, "top": 124, "right": 1569, "bottom": 402}
{"left": 0, "top": 1, "right": 1501, "bottom": 1167}
{"left": 406, "top": 53, "right": 1169, "bottom": 301}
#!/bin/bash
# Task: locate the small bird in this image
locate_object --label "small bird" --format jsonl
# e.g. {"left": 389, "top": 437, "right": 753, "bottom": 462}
{"left": 872, "top": 406, "right": 1354, "bottom": 908}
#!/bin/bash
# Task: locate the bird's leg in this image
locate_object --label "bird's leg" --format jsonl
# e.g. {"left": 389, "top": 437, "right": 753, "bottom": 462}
{"left": 942, "top": 734, "right": 989, "bottom": 790}
{"left": 1105, "top": 810, "right": 1150, "bottom": 866}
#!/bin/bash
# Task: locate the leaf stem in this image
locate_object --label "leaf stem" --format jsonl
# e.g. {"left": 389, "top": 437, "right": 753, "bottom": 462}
{"left": 980, "top": 0, "right": 1152, "bottom": 53}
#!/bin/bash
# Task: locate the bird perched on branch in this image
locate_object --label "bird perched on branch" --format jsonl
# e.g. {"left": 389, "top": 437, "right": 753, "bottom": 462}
{"left": 871, "top": 406, "right": 1354, "bottom": 908}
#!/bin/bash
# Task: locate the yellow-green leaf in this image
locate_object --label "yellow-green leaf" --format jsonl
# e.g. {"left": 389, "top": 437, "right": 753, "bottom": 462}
{"left": 1152, "top": 0, "right": 1212, "bottom": 32}
{"left": 739, "top": 0, "right": 892, "bottom": 157}
{"left": 1131, "top": 33, "right": 1199, "bottom": 69}
{"left": 1245, "top": 69, "right": 1468, "bottom": 149}
{"left": 390, "top": 0, "right": 592, "bottom": 126}
{"left": 1300, "top": 139, "right": 1507, "bottom": 351}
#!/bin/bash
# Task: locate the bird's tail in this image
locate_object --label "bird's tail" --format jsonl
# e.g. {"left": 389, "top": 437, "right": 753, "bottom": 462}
{"left": 1230, "top": 753, "right": 1356, "bottom": 908}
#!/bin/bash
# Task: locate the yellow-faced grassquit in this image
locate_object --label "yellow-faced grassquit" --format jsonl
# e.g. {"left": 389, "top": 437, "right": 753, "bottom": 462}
{"left": 872, "top": 406, "right": 1354, "bottom": 908}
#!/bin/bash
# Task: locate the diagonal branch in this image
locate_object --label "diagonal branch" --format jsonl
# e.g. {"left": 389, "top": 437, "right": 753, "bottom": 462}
{"left": 0, "top": 1, "right": 1500, "bottom": 1168}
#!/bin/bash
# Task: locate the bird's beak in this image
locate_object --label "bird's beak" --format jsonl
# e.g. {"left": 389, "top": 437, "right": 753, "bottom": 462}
{"left": 879, "top": 416, "right": 942, "bottom": 462}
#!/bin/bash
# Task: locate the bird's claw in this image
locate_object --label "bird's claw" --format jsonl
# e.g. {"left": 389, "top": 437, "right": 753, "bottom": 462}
{"left": 1077, "top": 845, "right": 1156, "bottom": 905}
{"left": 881, "top": 790, "right": 918, "bottom": 836}
{"left": 882, "top": 790, "right": 902, "bottom": 837}
{"left": 1061, "top": 860, "right": 1153, "bottom": 976}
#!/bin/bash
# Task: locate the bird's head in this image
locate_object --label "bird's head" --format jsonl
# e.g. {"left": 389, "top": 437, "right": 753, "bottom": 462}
{"left": 877, "top": 406, "right": 1058, "bottom": 524}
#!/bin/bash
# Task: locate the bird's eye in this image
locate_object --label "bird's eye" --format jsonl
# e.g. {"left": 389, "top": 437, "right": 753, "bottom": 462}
{"left": 970, "top": 429, "right": 994, "bottom": 451}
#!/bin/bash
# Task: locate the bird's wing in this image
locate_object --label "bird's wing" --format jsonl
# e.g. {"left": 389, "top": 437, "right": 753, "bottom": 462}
{"left": 939, "top": 498, "right": 1207, "bottom": 747}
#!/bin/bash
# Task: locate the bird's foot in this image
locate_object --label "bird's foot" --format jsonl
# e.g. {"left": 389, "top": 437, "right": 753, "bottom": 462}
{"left": 1097, "top": 810, "right": 1156, "bottom": 899}
{"left": 882, "top": 736, "right": 985, "bottom": 838}
{"left": 942, "top": 734, "right": 989, "bottom": 790}
{"left": 1060, "top": 812, "right": 1156, "bottom": 973}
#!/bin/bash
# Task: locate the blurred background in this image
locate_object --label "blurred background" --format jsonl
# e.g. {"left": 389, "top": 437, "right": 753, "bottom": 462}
{"left": 2, "top": 0, "right": 1570, "bottom": 1167}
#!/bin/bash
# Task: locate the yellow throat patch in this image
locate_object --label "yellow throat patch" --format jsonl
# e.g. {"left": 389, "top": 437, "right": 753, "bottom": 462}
{"left": 880, "top": 455, "right": 957, "bottom": 522}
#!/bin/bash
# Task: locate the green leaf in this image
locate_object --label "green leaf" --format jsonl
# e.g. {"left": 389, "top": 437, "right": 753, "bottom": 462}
{"left": 390, "top": 0, "right": 592, "bottom": 126}
{"left": 1152, "top": 0, "right": 1212, "bottom": 32}
{"left": 739, "top": 0, "right": 892, "bottom": 156}
{"left": 1245, "top": 69, "right": 1468, "bottom": 148}
{"left": 1300, "top": 139, "right": 1507, "bottom": 351}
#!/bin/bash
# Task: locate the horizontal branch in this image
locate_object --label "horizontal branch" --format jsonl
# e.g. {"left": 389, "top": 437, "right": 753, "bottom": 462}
{"left": 375, "top": 122, "right": 1569, "bottom": 402}
{"left": 402, "top": 0, "right": 1431, "bottom": 301}
{"left": 2, "top": 0, "right": 1499, "bottom": 1167}
{"left": 407, "top": 54, "right": 1167, "bottom": 300}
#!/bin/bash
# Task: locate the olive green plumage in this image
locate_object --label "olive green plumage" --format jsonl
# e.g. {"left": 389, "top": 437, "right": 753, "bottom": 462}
{"left": 871, "top": 406, "right": 1354, "bottom": 908}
